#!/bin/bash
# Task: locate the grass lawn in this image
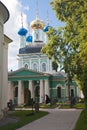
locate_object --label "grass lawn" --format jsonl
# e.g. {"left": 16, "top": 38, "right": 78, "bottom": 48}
{"left": 0, "top": 110, "right": 49, "bottom": 130}
{"left": 74, "top": 103, "right": 85, "bottom": 109}
{"left": 40, "top": 103, "right": 57, "bottom": 109}
{"left": 74, "top": 109, "right": 87, "bottom": 130}
{"left": 60, "top": 103, "right": 85, "bottom": 109}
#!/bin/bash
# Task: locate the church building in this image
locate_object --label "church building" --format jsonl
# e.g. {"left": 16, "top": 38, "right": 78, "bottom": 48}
{"left": 8, "top": 2, "right": 78, "bottom": 106}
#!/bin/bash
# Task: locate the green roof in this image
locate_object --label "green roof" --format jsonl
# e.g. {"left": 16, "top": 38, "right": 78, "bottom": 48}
{"left": 8, "top": 68, "right": 51, "bottom": 81}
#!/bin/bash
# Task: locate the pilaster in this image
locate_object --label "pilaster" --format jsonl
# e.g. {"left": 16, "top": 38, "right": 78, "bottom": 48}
{"left": 45, "top": 79, "right": 50, "bottom": 97}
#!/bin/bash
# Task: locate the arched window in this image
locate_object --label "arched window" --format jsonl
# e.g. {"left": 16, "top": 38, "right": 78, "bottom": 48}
{"left": 33, "top": 63, "right": 38, "bottom": 71}
{"left": 42, "top": 63, "right": 46, "bottom": 72}
{"left": 36, "top": 32, "right": 39, "bottom": 40}
{"left": 57, "top": 86, "right": 61, "bottom": 98}
{"left": 24, "top": 64, "right": 28, "bottom": 69}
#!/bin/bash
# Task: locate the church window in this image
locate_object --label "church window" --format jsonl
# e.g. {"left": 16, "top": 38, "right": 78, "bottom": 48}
{"left": 42, "top": 63, "right": 46, "bottom": 72}
{"left": 24, "top": 64, "right": 28, "bottom": 68}
{"left": 33, "top": 63, "right": 38, "bottom": 71}
{"left": 57, "top": 86, "right": 61, "bottom": 98}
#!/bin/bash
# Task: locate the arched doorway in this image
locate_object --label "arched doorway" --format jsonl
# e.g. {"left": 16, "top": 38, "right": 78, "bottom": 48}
{"left": 57, "top": 86, "right": 61, "bottom": 98}
{"left": 71, "top": 89, "right": 74, "bottom": 97}
{"left": 14, "top": 87, "right": 18, "bottom": 105}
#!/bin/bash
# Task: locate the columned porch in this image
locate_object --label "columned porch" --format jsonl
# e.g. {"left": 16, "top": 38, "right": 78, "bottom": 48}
{"left": 8, "top": 79, "right": 50, "bottom": 106}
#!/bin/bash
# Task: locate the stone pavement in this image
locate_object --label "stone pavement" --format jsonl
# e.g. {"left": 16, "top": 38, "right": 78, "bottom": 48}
{"left": 16, "top": 108, "right": 82, "bottom": 130}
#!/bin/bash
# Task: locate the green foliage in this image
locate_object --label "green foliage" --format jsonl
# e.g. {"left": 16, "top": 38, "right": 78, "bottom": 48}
{"left": 74, "top": 109, "right": 87, "bottom": 130}
{"left": 42, "top": 0, "right": 87, "bottom": 107}
{"left": 52, "top": 60, "right": 58, "bottom": 71}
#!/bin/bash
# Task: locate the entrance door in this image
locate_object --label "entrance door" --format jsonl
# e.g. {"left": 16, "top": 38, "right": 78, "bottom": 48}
{"left": 35, "top": 86, "right": 40, "bottom": 97}
{"left": 14, "top": 87, "right": 18, "bottom": 105}
{"left": 57, "top": 86, "right": 61, "bottom": 98}
{"left": 71, "top": 89, "right": 74, "bottom": 97}
{"left": 35, "top": 85, "right": 40, "bottom": 102}
{"left": 24, "top": 88, "right": 31, "bottom": 105}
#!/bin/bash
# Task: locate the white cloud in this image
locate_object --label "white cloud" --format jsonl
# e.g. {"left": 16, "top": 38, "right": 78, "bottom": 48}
{"left": 1, "top": 0, "right": 28, "bottom": 71}
{"left": 23, "top": 6, "right": 29, "bottom": 11}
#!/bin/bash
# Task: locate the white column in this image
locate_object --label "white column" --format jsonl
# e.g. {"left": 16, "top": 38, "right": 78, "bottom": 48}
{"left": 47, "top": 59, "right": 49, "bottom": 72}
{"left": 18, "top": 81, "right": 24, "bottom": 105}
{"left": 45, "top": 79, "right": 50, "bottom": 97}
{"left": 40, "top": 80, "right": 44, "bottom": 103}
{"left": 0, "top": 14, "right": 5, "bottom": 118}
{"left": 29, "top": 80, "right": 34, "bottom": 99}
{"left": 8, "top": 81, "right": 14, "bottom": 102}
{"left": 65, "top": 85, "right": 69, "bottom": 98}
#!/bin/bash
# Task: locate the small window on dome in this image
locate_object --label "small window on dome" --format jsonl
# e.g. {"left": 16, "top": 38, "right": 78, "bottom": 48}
{"left": 25, "top": 64, "right": 28, "bottom": 68}
{"left": 35, "top": 31, "right": 39, "bottom": 40}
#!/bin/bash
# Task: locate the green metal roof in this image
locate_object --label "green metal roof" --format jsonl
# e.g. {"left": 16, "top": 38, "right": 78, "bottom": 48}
{"left": 8, "top": 68, "right": 51, "bottom": 81}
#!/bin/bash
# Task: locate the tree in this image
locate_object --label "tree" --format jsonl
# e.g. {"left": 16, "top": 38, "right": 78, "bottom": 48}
{"left": 52, "top": 61, "right": 58, "bottom": 72}
{"left": 42, "top": 27, "right": 76, "bottom": 100}
{"left": 42, "top": 0, "right": 87, "bottom": 107}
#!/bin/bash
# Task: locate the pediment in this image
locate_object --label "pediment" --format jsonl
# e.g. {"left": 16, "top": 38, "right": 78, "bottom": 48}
{"left": 8, "top": 68, "right": 43, "bottom": 77}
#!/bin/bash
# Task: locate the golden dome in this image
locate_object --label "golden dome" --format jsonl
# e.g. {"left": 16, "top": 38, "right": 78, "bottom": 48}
{"left": 30, "top": 19, "right": 45, "bottom": 30}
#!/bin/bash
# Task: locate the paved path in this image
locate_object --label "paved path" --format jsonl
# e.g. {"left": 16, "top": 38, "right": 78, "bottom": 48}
{"left": 16, "top": 108, "right": 81, "bottom": 130}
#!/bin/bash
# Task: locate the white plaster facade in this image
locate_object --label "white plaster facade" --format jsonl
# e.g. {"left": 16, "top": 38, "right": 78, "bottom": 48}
{"left": 18, "top": 53, "right": 53, "bottom": 73}
{"left": 0, "top": 2, "right": 12, "bottom": 119}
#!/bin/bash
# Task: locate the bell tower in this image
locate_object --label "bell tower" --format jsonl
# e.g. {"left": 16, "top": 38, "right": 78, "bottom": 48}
{"left": 0, "top": 2, "right": 12, "bottom": 118}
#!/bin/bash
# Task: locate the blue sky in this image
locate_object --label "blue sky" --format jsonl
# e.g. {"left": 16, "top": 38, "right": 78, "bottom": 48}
{"left": 1, "top": 0, "right": 64, "bottom": 71}
{"left": 19, "top": 0, "right": 63, "bottom": 28}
